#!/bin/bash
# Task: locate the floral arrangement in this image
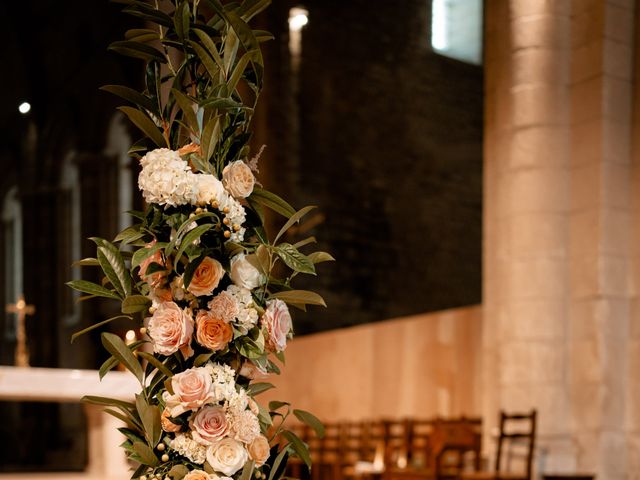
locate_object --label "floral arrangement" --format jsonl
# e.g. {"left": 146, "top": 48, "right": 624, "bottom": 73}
{"left": 67, "top": 1, "right": 331, "bottom": 479}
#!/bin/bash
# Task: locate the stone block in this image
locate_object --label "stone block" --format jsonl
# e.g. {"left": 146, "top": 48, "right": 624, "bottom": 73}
{"left": 510, "top": 257, "right": 567, "bottom": 300}
{"left": 502, "top": 298, "right": 566, "bottom": 341}
{"left": 571, "top": 119, "right": 603, "bottom": 167}
{"left": 571, "top": 76, "right": 603, "bottom": 124}
{"left": 571, "top": 4, "right": 605, "bottom": 46}
{"left": 570, "top": 297, "right": 630, "bottom": 341}
{"left": 513, "top": 48, "right": 568, "bottom": 88}
{"left": 510, "top": 212, "right": 567, "bottom": 258}
{"left": 506, "top": 168, "right": 570, "bottom": 215}
{"left": 511, "top": 15, "right": 570, "bottom": 50}
{"left": 603, "top": 76, "right": 632, "bottom": 123}
{"left": 510, "top": 0, "right": 571, "bottom": 18}
{"left": 600, "top": 208, "right": 630, "bottom": 255}
{"left": 499, "top": 340, "right": 565, "bottom": 384}
{"left": 499, "top": 382, "right": 570, "bottom": 435}
{"left": 603, "top": 39, "right": 633, "bottom": 80}
{"left": 571, "top": 381, "right": 604, "bottom": 429}
{"left": 509, "top": 126, "right": 569, "bottom": 169}
{"left": 604, "top": 3, "right": 634, "bottom": 44}
{"left": 569, "top": 253, "right": 599, "bottom": 298}
{"left": 600, "top": 254, "right": 631, "bottom": 296}
{"left": 512, "top": 84, "right": 569, "bottom": 127}
{"left": 570, "top": 164, "right": 602, "bottom": 212}
{"left": 571, "top": 41, "right": 603, "bottom": 83}
{"left": 602, "top": 163, "right": 631, "bottom": 208}
{"left": 603, "top": 120, "right": 631, "bottom": 164}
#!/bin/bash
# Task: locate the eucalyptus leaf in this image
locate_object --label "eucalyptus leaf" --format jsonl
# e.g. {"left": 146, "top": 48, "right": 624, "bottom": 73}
{"left": 102, "top": 332, "right": 144, "bottom": 383}
{"left": 271, "top": 290, "right": 326, "bottom": 307}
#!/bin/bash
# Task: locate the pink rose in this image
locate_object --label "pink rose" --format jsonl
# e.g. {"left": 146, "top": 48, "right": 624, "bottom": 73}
{"left": 262, "top": 299, "right": 292, "bottom": 352}
{"left": 165, "top": 367, "right": 216, "bottom": 416}
{"left": 188, "top": 257, "right": 225, "bottom": 297}
{"left": 148, "top": 302, "right": 194, "bottom": 358}
{"left": 196, "top": 310, "right": 233, "bottom": 352}
{"left": 139, "top": 240, "right": 169, "bottom": 288}
{"left": 190, "top": 406, "right": 230, "bottom": 445}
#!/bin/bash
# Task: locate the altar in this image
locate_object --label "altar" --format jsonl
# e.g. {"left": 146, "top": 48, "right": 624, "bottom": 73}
{"left": 0, "top": 366, "right": 138, "bottom": 479}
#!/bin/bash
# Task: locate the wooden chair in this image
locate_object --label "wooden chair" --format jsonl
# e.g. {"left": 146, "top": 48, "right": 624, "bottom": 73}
{"left": 430, "top": 417, "right": 482, "bottom": 480}
{"left": 461, "top": 410, "right": 536, "bottom": 480}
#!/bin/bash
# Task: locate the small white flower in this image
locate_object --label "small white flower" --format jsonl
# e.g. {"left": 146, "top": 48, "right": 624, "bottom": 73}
{"left": 170, "top": 433, "right": 208, "bottom": 465}
{"left": 138, "top": 148, "right": 197, "bottom": 206}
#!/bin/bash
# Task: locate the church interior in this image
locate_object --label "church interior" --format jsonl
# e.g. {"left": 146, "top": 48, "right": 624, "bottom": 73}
{"left": 0, "top": 0, "right": 638, "bottom": 479}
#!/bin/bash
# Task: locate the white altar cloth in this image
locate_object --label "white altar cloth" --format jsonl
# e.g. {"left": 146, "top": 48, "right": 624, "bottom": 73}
{"left": 0, "top": 366, "right": 140, "bottom": 480}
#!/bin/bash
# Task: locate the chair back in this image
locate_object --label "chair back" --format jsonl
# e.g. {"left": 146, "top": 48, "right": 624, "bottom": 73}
{"left": 495, "top": 410, "right": 537, "bottom": 480}
{"left": 431, "top": 417, "right": 482, "bottom": 479}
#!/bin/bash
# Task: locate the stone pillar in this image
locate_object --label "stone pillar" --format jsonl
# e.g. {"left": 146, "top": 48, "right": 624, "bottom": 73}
{"left": 484, "top": 1, "right": 638, "bottom": 477}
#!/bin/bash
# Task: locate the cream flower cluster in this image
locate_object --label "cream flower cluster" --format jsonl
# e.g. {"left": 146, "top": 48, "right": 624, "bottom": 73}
{"left": 164, "top": 364, "right": 269, "bottom": 475}
{"left": 208, "top": 285, "right": 259, "bottom": 335}
{"left": 138, "top": 148, "right": 252, "bottom": 242}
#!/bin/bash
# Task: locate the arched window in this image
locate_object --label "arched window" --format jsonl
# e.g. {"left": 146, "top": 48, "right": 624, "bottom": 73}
{"left": 431, "top": 0, "right": 483, "bottom": 65}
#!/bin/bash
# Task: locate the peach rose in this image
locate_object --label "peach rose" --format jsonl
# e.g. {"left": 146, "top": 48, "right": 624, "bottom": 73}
{"left": 188, "top": 256, "right": 225, "bottom": 297}
{"left": 139, "top": 240, "right": 169, "bottom": 288}
{"left": 147, "top": 302, "right": 194, "bottom": 358}
{"left": 196, "top": 310, "right": 233, "bottom": 351}
{"left": 206, "top": 438, "right": 248, "bottom": 476}
{"left": 248, "top": 436, "right": 270, "bottom": 467}
{"left": 262, "top": 299, "right": 292, "bottom": 352}
{"left": 164, "top": 366, "right": 216, "bottom": 416}
{"left": 190, "top": 406, "right": 230, "bottom": 445}
{"left": 161, "top": 408, "right": 182, "bottom": 433}
{"left": 222, "top": 160, "right": 255, "bottom": 199}
{"left": 184, "top": 470, "right": 215, "bottom": 480}
{"left": 208, "top": 291, "right": 240, "bottom": 323}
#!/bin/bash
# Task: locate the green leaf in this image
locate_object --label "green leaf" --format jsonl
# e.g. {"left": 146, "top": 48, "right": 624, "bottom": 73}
{"left": 124, "top": 28, "right": 160, "bottom": 43}
{"left": 308, "top": 251, "right": 335, "bottom": 264}
{"left": 282, "top": 430, "right": 312, "bottom": 469}
{"left": 183, "top": 255, "right": 205, "bottom": 289}
{"left": 101, "top": 332, "right": 144, "bottom": 383}
{"left": 132, "top": 242, "right": 167, "bottom": 270}
{"left": 136, "top": 394, "right": 162, "bottom": 447}
{"left": 174, "top": 1, "right": 191, "bottom": 40}
{"left": 238, "top": 460, "right": 255, "bottom": 480}
{"left": 269, "top": 400, "right": 290, "bottom": 411}
{"left": 113, "top": 225, "right": 145, "bottom": 245}
{"left": 194, "top": 352, "right": 213, "bottom": 367}
{"left": 267, "top": 448, "right": 289, "bottom": 480}
{"left": 174, "top": 224, "right": 214, "bottom": 263}
{"left": 138, "top": 351, "right": 174, "bottom": 378}
{"left": 293, "top": 237, "right": 316, "bottom": 249}
{"left": 97, "top": 243, "right": 132, "bottom": 297}
{"left": 101, "top": 85, "right": 159, "bottom": 116}
{"left": 121, "top": 295, "right": 151, "bottom": 314}
{"left": 82, "top": 395, "right": 136, "bottom": 412}
{"left": 275, "top": 243, "right": 315, "bottom": 275}
{"left": 172, "top": 89, "right": 199, "bottom": 133}
{"left": 99, "top": 355, "right": 119, "bottom": 380}
{"left": 71, "top": 315, "right": 132, "bottom": 344}
{"left": 168, "top": 465, "right": 190, "bottom": 479}
{"left": 201, "top": 114, "right": 221, "bottom": 162}
{"left": 271, "top": 290, "right": 326, "bottom": 307}
{"left": 238, "top": 0, "right": 271, "bottom": 22}
{"left": 104, "top": 408, "right": 137, "bottom": 427}
{"left": 108, "top": 40, "right": 167, "bottom": 63}
{"left": 72, "top": 257, "right": 100, "bottom": 267}
{"left": 118, "top": 106, "right": 168, "bottom": 148}
{"left": 66, "top": 280, "right": 121, "bottom": 300}
{"left": 132, "top": 441, "right": 159, "bottom": 466}
{"left": 193, "top": 29, "right": 226, "bottom": 74}
{"left": 293, "top": 409, "right": 325, "bottom": 439}
{"left": 190, "top": 40, "right": 222, "bottom": 81}
{"left": 275, "top": 206, "right": 316, "bottom": 244}
{"left": 249, "top": 187, "right": 296, "bottom": 218}
{"left": 247, "top": 382, "right": 275, "bottom": 396}
{"left": 227, "top": 49, "right": 255, "bottom": 93}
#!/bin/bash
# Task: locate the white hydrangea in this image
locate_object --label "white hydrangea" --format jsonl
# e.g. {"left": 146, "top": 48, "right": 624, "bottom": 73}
{"left": 217, "top": 192, "right": 247, "bottom": 242}
{"left": 138, "top": 148, "right": 198, "bottom": 206}
{"left": 204, "top": 363, "right": 237, "bottom": 402}
{"left": 170, "top": 433, "right": 208, "bottom": 464}
{"left": 226, "top": 285, "right": 259, "bottom": 334}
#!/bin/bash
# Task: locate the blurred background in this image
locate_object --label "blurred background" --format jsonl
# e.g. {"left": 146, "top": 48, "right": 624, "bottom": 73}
{"left": 1, "top": 0, "right": 638, "bottom": 479}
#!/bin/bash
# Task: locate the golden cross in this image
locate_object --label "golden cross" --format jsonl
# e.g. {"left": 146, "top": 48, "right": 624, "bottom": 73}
{"left": 6, "top": 295, "right": 36, "bottom": 367}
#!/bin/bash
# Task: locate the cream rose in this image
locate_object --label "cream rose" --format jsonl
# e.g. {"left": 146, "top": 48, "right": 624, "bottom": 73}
{"left": 206, "top": 438, "right": 248, "bottom": 476}
{"left": 230, "top": 253, "right": 265, "bottom": 290}
{"left": 195, "top": 174, "right": 226, "bottom": 206}
{"left": 190, "top": 406, "right": 230, "bottom": 445}
{"left": 196, "top": 310, "right": 233, "bottom": 352}
{"left": 248, "top": 436, "right": 270, "bottom": 467}
{"left": 147, "top": 302, "right": 194, "bottom": 358}
{"left": 164, "top": 367, "right": 216, "bottom": 416}
{"left": 188, "top": 256, "right": 225, "bottom": 296}
{"left": 262, "top": 299, "right": 292, "bottom": 352}
{"left": 222, "top": 160, "right": 255, "bottom": 198}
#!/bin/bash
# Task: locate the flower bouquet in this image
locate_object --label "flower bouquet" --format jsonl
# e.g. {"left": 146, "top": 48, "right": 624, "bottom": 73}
{"left": 67, "top": 1, "right": 331, "bottom": 479}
